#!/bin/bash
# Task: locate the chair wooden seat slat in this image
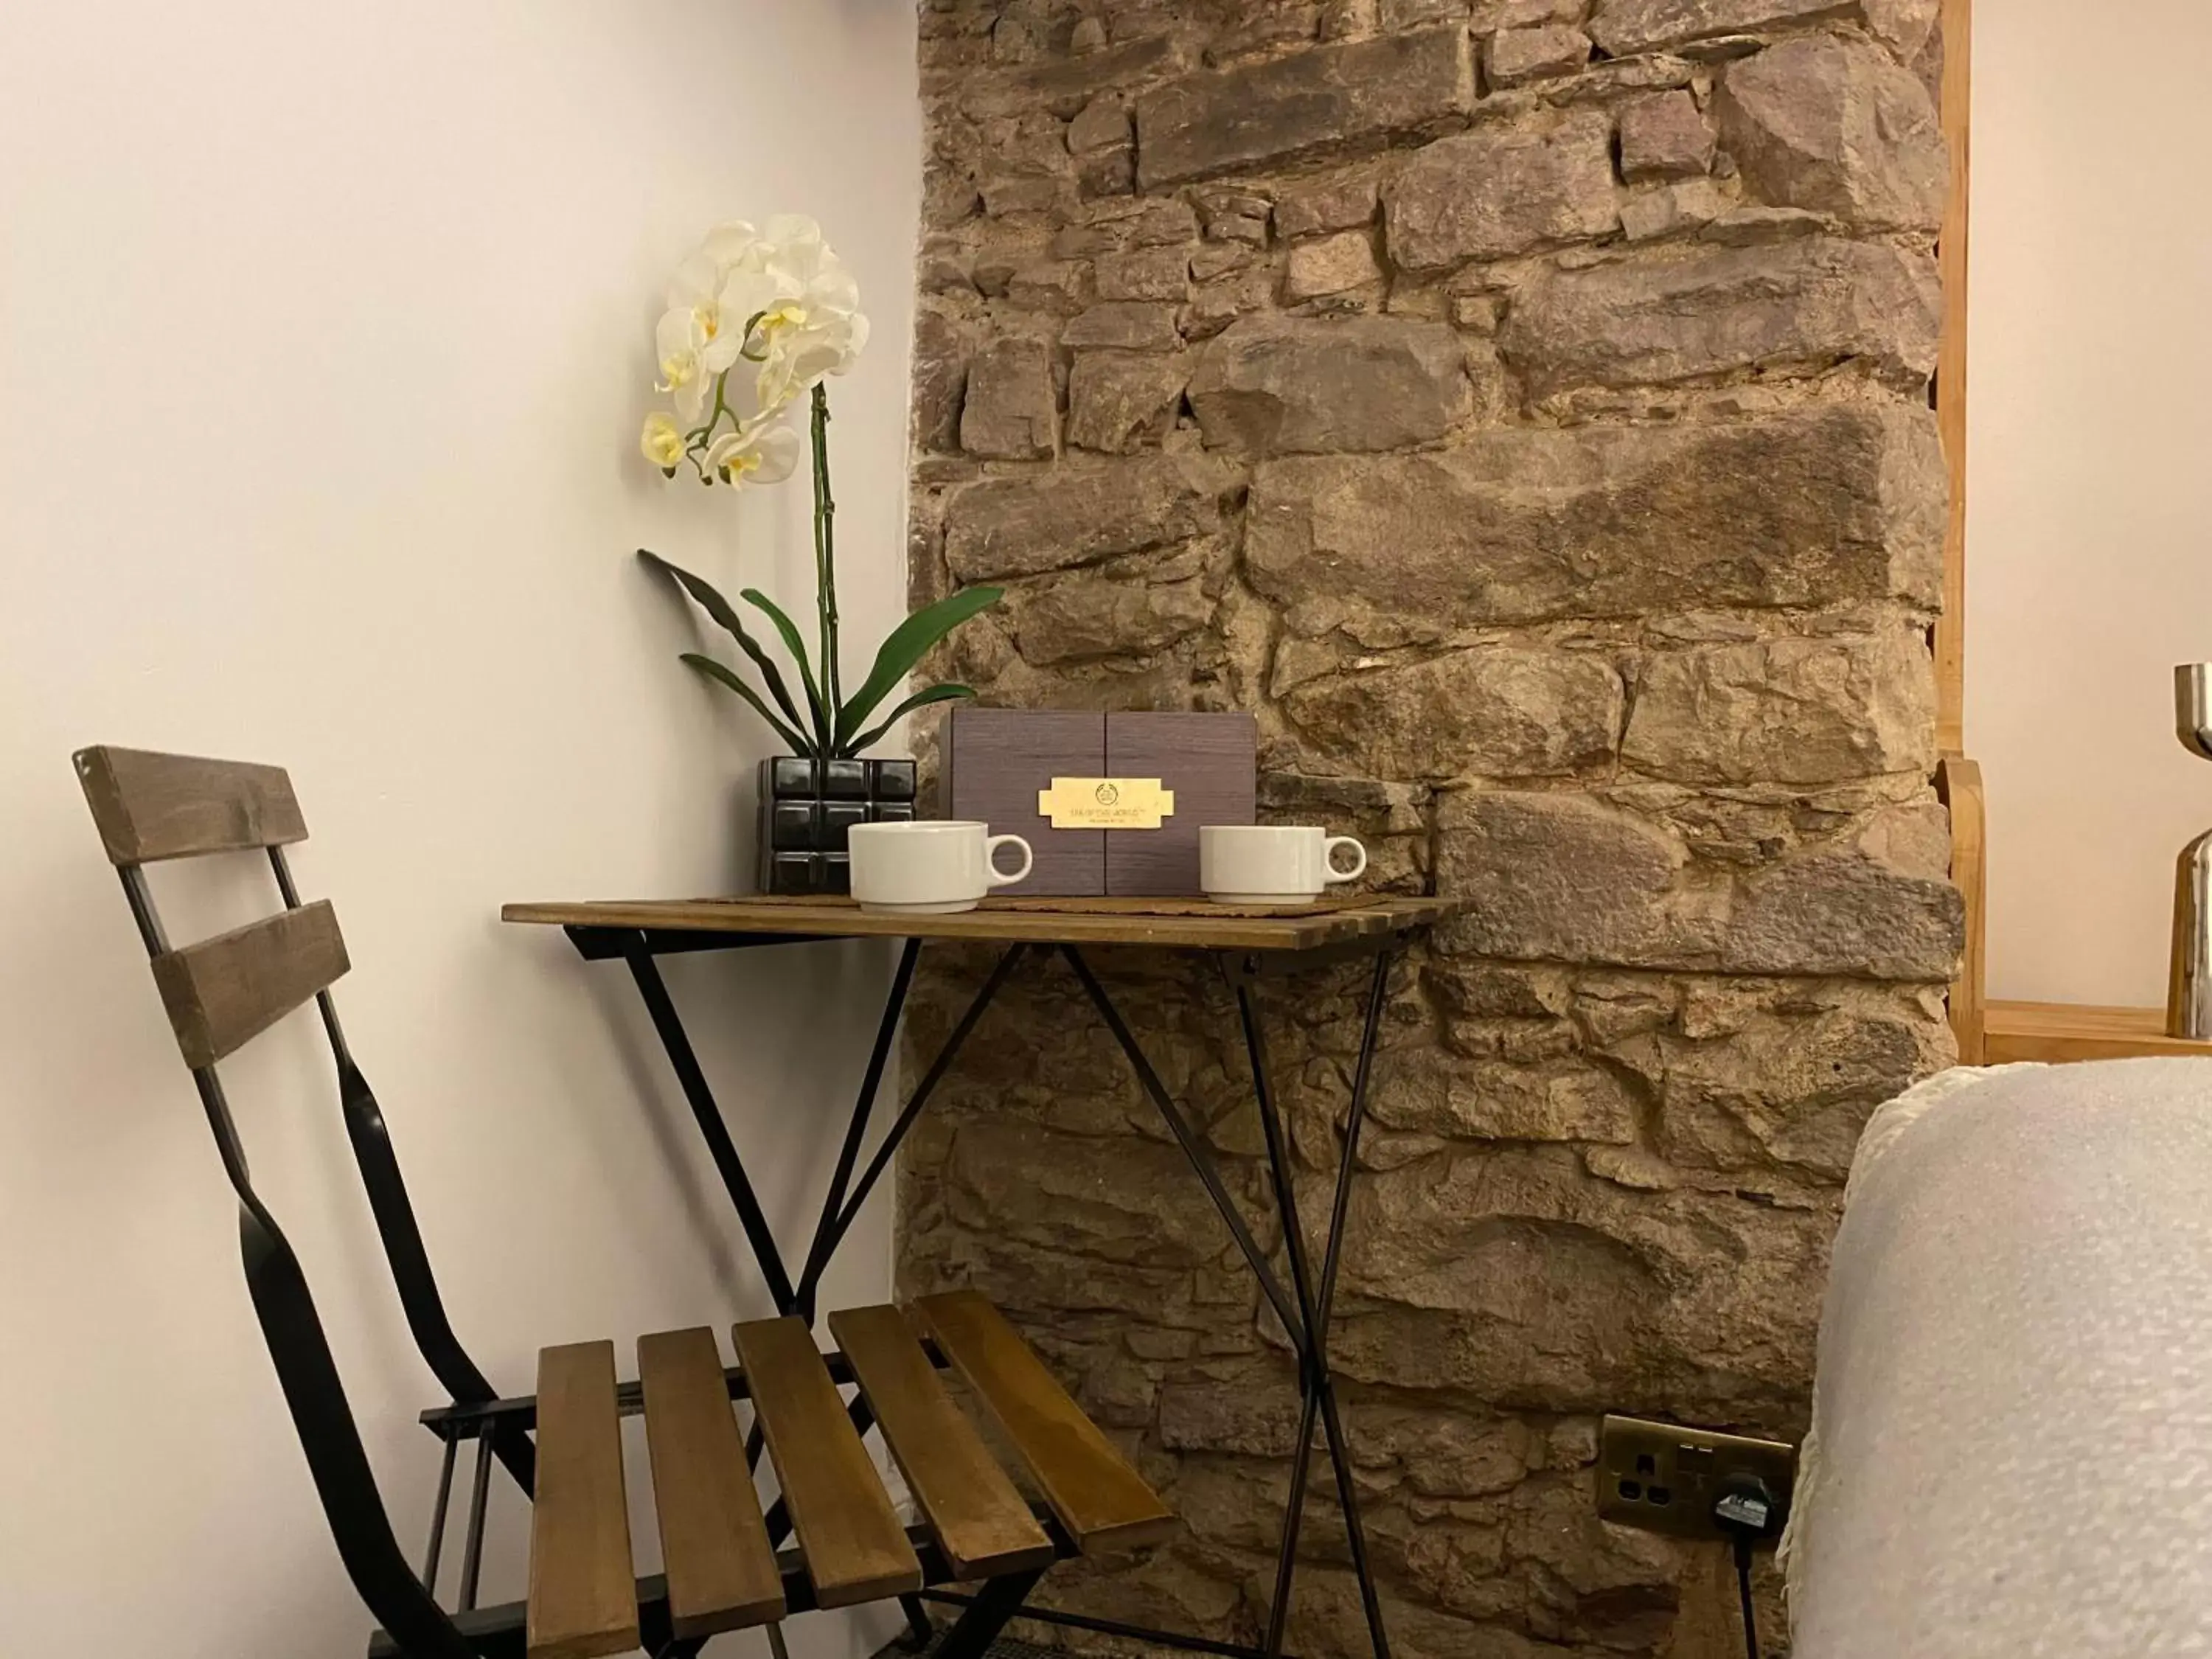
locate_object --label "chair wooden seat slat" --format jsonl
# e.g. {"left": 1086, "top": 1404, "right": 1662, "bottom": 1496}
{"left": 731, "top": 1315, "right": 924, "bottom": 1608}
{"left": 914, "top": 1290, "right": 1176, "bottom": 1555}
{"left": 636, "top": 1326, "right": 786, "bottom": 1637}
{"left": 148, "top": 900, "right": 349, "bottom": 1068}
{"left": 827, "top": 1303, "right": 1056, "bottom": 1580}
{"left": 527, "top": 1341, "right": 639, "bottom": 1659}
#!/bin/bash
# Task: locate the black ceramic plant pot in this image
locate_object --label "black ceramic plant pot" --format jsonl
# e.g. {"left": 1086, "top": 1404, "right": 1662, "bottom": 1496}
{"left": 757, "top": 756, "right": 917, "bottom": 896}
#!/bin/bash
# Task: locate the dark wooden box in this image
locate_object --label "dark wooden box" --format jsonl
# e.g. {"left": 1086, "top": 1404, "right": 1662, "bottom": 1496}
{"left": 944, "top": 709, "right": 1256, "bottom": 897}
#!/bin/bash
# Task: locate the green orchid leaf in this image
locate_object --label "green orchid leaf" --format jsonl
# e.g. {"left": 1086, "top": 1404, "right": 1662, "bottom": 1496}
{"left": 835, "top": 586, "right": 1004, "bottom": 750}
{"left": 840, "top": 683, "right": 978, "bottom": 758}
{"left": 678, "top": 654, "right": 815, "bottom": 758}
{"left": 739, "top": 588, "right": 832, "bottom": 754}
{"left": 637, "top": 549, "right": 809, "bottom": 737}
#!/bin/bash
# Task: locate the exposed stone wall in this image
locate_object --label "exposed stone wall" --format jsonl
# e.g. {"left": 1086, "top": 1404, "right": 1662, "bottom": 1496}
{"left": 900, "top": 3, "right": 1960, "bottom": 1654}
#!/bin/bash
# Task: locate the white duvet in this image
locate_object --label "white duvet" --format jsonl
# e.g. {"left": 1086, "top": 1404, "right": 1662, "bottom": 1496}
{"left": 1784, "top": 1058, "right": 2212, "bottom": 1656}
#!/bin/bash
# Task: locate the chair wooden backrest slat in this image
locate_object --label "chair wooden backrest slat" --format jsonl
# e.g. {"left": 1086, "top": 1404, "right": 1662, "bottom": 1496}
{"left": 148, "top": 899, "right": 349, "bottom": 1068}
{"left": 827, "top": 1303, "right": 1054, "bottom": 1580}
{"left": 527, "top": 1341, "right": 639, "bottom": 1659}
{"left": 74, "top": 745, "right": 308, "bottom": 864}
{"left": 914, "top": 1291, "right": 1175, "bottom": 1555}
{"left": 636, "top": 1326, "right": 785, "bottom": 1637}
{"left": 730, "top": 1315, "right": 922, "bottom": 1608}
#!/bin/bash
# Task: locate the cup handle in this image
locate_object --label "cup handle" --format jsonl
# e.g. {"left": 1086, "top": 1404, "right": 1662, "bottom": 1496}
{"left": 986, "top": 834, "right": 1034, "bottom": 888}
{"left": 1324, "top": 835, "right": 1368, "bottom": 884}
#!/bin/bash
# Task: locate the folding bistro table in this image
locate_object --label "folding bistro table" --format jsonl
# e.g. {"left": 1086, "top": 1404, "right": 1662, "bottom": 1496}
{"left": 501, "top": 895, "right": 1457, "bottom": 1659}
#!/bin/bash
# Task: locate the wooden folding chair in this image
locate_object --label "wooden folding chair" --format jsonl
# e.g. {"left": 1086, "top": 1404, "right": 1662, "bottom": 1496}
{"left": 76, "top": 745, "right": 1173, "bottom": 1658}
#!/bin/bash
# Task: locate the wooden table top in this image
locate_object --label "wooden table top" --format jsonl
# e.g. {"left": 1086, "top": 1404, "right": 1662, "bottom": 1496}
{"left": 501, "top": 895, "right": 1457, "bottom": 953}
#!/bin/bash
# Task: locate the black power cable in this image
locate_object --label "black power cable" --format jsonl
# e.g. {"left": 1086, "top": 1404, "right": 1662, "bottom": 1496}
{"left": 1711, "top": 1473, "right": 1783, "bottom": 1659}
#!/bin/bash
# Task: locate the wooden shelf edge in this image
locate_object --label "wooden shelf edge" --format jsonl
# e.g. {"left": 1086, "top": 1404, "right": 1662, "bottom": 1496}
{"left": 1984, "top": 1001, "right": 2212, "bottom": 1065}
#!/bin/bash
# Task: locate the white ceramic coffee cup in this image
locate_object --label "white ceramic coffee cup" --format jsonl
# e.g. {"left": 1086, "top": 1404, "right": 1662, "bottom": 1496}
{"left": 848, "top": 821, "right": 1034, "bottom": 914}
{"left": 1200, "top": 825, "right": 1367, "bottom": 904}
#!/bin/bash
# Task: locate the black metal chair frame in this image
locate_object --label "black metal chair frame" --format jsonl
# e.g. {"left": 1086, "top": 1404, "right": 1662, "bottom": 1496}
{"left": 93, "top": 804, "right": 1040, "bottom": 1659}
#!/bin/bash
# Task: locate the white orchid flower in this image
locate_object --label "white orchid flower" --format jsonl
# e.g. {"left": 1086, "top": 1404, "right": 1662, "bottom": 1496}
{"left": 700, "top": 219, "right": 764, "bottom": 274}
{"left": 707, "top": 215, "right": 868, "bottom": 408}
{"left": 666, "top": 254, "right": 745, "bottom": 375}
{"left": 639, "top": 411, "right": 686, "bottom": 473}
{"left": 704, "top": 415, "right": 801, "bottom": 489}
{"left": 653, "top": 307, "right": 709, "bottom": 421}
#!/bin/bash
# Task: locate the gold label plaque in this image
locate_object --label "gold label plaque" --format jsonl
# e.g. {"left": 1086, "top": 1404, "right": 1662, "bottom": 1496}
{"left": 1037, "top": 776, "right": 1175, "bottom": 830}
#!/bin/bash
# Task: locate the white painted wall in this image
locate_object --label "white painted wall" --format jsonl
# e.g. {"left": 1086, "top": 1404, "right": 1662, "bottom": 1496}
{"left": 0, "top": 4, "right": 918, "bottom": 1654}
{"left": 1968, "top": 0, "right": 2212, "bottom": 1006}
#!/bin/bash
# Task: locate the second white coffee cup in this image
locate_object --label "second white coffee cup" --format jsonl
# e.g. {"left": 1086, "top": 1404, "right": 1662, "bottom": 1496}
{"left": 1200, "top": 825, "right": 1367, "bottom": 904}
{"left": 848, "top": 821, "right": 1034, "bottom": 914}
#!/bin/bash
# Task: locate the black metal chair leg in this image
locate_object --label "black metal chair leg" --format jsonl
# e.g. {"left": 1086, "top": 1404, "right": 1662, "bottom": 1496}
{"left": 897, "top": 1593, "right": 937, "bottom": 1652}
{"left": 933, "top": 1567, "right": 1046, "bottom": 1659}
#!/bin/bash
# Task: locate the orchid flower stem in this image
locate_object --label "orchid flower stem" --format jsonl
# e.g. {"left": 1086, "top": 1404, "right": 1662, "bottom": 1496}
{"left": 811, "top": 382, "right": 841, "bottom": 744}
{"left": 686, "top": 370, "right": 738, "bottom": 456}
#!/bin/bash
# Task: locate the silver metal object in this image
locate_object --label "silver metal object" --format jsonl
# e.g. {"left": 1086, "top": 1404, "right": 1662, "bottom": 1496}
{"left": 2170, "top": 664, "right": 2212, "bottom": 1038}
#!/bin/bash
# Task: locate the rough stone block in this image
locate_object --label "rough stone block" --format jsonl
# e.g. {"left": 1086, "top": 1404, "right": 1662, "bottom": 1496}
{"left": 1136, "top": 27, "right": 1473, "bottom": 187}
{"left": 1273, "top": 171, "right": 1381, "bottom": 240}
{"left": 1284, "top": 230, "right": 1384, "bottom": 301}
{"left": 1434, "top": 792, "right": 1964, "bottom": 980}
{"left": 1383, "top": 0, "right": 1471, "bottom": 26}
{"left": 1180, "top": 268, "right": 1277, "bottom": 341}
{"left": 1245, "top": 404, "right": 1944, "bottom": 634}
{"left": 1655, "top": 1001, "right": 1948, "bottom": 1178}
{"left": 1096, "top": 247, "right": 1191, "bottom": 302}
{"left": 911, "top": 307, "right": 967, "bottom": 453}
{"left": 1714, "top": 34, "right": 1947, "bottom": 231}
{"left": 1499, "top": 237, "right": 1941, "bottom": 399}
{"left": 1067, "top": 95, "right": 1132, "bottom": 155}
{"left": 1005, "top": 260, "right": 1088, "bottom": 313}
{"left": 1618, "top": 90, "right": 1714, "bottom": 181}
{"left": 1187, "top": 314, "right": 1472, "bottom": 454}
{"left": 1066, "top": 351, "right": 1192, "bottom": 452}
{"left": 944, "top": 454, "right": 1239, "bottom": 580}
{"left": 1282, "top": 646, "right": 1624, "bottom": 779}
{"left": 1196, "top": 184, "right": 1273, "bottom": 244}
{"left": 1590, "top": 0, "right": 1872, "bottom": 55}
{"left": 1722, "top": 805, "right": 1964, "bottom": 981}
{"left": 1485, "top": 24, "right": 1593, "bottom": 86}
{"left": 959, "top": 337, "right": 1058, "bottom": 459}
{"left": 1618, "top": 176, "right": 1726, "bottom": 240}
{"left": 1385, "top": 110, "right": 1620, "bottom": 271}
{"left": 1865, "top": 0, "right": 1939, "bottom": 60}
{"left": 1011, "top": 569, "right": 1215, "bottom": 664}
{"left": 1374, "top": 1046, "right": 1639, "bottom": 1144}
{"left": 1621, "top": 625, "right": 1937, "bottom": 785}
{"left": 1062, "top": 300, "right": 1185, "bottom": 351}
{"left": 1329, "top": 1141, "right": 1836, "bottom": 1408}
{"left": 1436, "top": 790, "right": 1689, "bottom": 970}
{"left": 1474, "top": 0, "right": 1590, "bottom": 25}
{"left": 1206, "top": 4, "right": 1321, "bottom": 63}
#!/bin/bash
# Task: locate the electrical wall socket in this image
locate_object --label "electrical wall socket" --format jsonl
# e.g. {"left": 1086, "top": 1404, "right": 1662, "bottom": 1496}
{"left": 1595, "top": 1413, "right": 1797, "bottom": 1542}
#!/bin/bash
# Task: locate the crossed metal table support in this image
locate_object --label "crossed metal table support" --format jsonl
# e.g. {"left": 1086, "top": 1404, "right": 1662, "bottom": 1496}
{"left": 554, "top": 917, "right": 1407, "bottom": 1659}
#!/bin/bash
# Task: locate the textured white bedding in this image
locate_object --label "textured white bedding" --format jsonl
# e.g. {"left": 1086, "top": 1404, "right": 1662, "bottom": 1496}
{"left": 1783, "top": 1059, "right": 2212, "bottom": 1656}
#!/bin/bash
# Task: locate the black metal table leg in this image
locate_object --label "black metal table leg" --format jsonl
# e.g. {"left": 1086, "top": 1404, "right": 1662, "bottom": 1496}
{"left": 1058, "top": 945, "right": 1307, "bottom": 1347}
{"left": 620, "top": 934, "right": 800, "bottom": 1312}
{"left": 796, "top": 937, "right": 922, "bottom": 1321}
{"left": 1062, "top": 941, "right": 1397, "bottom": 1659}
{"left": 798, "top": 942, "right": 1027, "bottom": 1284}
{"left": 1239, "top": 949, "right": 1395, "bottom": 1659}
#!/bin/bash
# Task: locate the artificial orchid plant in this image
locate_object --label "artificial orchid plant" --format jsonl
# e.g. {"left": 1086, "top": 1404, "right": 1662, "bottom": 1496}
{"left": 636, "top": 215, "right": 999, "bottom": 761}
